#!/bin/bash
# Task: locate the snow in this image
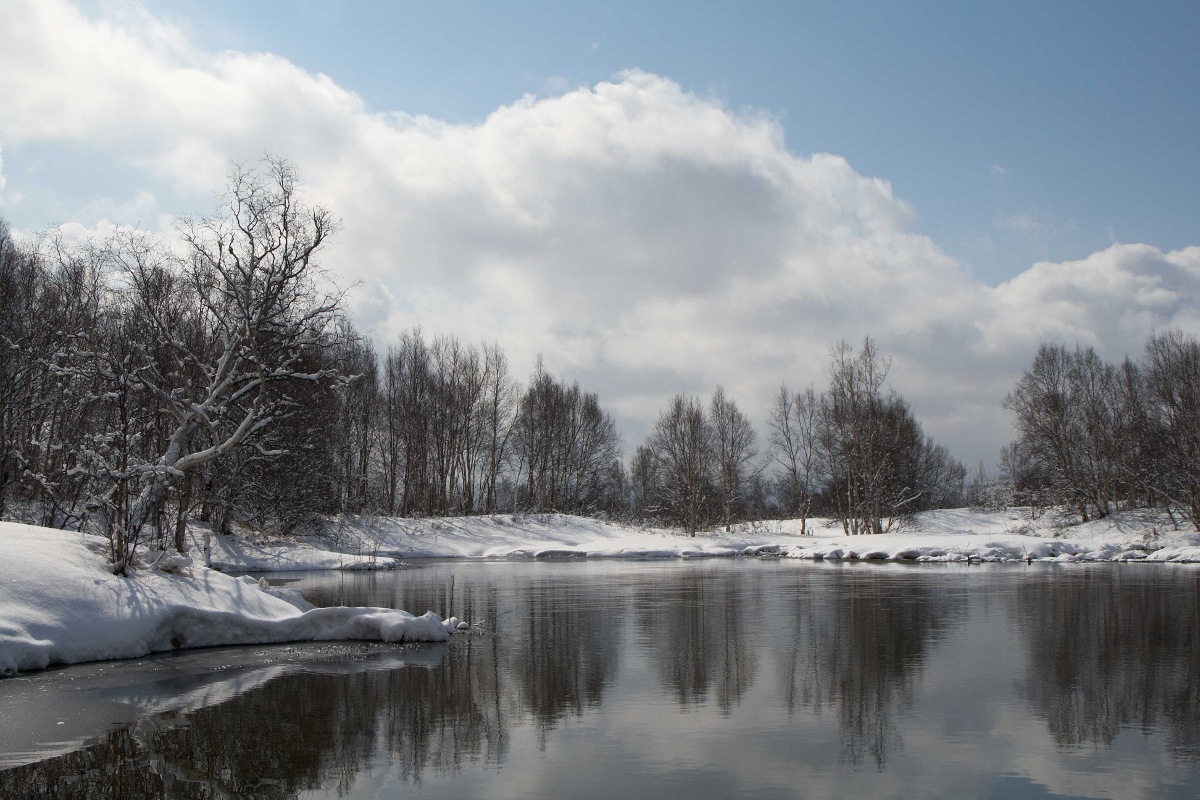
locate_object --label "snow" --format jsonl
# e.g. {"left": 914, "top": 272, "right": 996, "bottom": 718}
{"left": 777, "top": 508, "right": 1200, "bottom": 563}
{"left": 194, "top": 526, "right": 394, "bottom": 572}
{"left": 0, "top": 521, "right": 464, "bottom": 677}
{"left": 3, "top": 507, "right": 1198, "bottom": 676}
{"left": 243, "top": 508, "right": 1200, "bottom": 568}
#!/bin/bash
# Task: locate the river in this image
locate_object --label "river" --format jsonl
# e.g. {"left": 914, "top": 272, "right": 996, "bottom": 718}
{"left": 2, "top": 559, "right": 1198, "bottom": 798}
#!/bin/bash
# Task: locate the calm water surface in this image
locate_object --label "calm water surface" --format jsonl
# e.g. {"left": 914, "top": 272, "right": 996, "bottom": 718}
{"left": 2, "top": 560, "right": 1199, "bottom": 798}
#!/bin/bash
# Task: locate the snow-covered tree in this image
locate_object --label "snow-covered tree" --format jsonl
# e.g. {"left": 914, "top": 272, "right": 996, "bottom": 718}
{"left": 86, "top": 158, "right": 343, "bottom": 573}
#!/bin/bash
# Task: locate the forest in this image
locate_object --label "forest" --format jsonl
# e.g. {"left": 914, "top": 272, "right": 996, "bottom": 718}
{"left": 2, "top": 162, "right": 1198, "bottom": 574}
{"left": 1000, "top": 333, "right": 1200, "bottom": 529}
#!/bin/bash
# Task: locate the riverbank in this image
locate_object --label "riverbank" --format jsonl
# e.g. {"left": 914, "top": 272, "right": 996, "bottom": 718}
{"left": 0, "top": 521, "right": 466, "bottom": 676}
{"left": 197, "top": 507, "right": 1200, "bottom": 570}
{"left": 3, "top": 508, "right": 1198, "bottom": 675}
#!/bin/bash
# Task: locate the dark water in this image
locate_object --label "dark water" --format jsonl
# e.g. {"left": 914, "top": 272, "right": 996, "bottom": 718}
{"left": 2, "top": 560, "right": 1199, "bottom": 799}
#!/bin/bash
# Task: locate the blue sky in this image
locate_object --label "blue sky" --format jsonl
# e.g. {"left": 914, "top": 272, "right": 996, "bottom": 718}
{"left": 2, "top": 0, "right": 1199, "bottom": 464}
{"left": 136, "top": 0, "right": 1200, "bottom": 285}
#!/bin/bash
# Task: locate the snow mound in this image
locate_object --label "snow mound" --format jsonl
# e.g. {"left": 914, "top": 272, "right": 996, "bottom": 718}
{"left": 784, "top": 534, "right": 1166, "bottom": 563}
{"left": 1145, "top": 545, "right": 1200, "bottom": 562}
{"left": 0, "top": 522, "right": 465, "bottom": 676}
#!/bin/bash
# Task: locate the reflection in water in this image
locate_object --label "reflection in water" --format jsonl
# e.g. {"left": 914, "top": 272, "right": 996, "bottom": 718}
{"left": 774, "top": 572, "right": 963, "bottom": 767}
{"left": 3, "top": 561, "right": 1199, "bottom": 798}
{"left": 0, "top": 644, "right": 503, "bottom": 798}
{"left": 1, "top": 728, "right": 163, "bottom": 800}
{"left": 636, "top": 571, "right": 759, "bottom": 712}
{"left": 511, "top": 582, "right": 620, "bottom": 743}
{"left": 145, "top": 656, "right": 501, "bottom": 795}
{"left": 1018, "top": 567, "right": 1200, "bottom": 758}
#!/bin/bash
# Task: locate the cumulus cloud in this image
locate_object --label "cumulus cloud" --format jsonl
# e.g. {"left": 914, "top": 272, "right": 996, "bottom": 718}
{"left": 989, "top": 244, "right": 1200, "bottom": 351}
{"left": 2, "top": 0, "right": 1198, "bottom": 465}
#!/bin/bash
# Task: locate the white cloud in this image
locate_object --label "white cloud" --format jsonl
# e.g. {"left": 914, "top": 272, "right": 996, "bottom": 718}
{"left": 2, "top": 0, "right": 1199, "bottom": 466}
{"left": 988, "top": 244, "right": 1200, "bottom": 352}
{"left": 0, "top": 142, "right": 6, "bottom": 192}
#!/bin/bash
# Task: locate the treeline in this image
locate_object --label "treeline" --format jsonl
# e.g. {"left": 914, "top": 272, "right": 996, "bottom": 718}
{"left": 1, "top": 163, "right": 967, "bottom": 571}
{"left": 0, "top": 223, "right": 625, "bottom": 543}
{"left": 259, "top": 334, "right": 968, "bottom": 537}
{"left": 998, "top": 332, "right": 1200, "bottom": 530}
{"left": 632, "top": 338, "right": 966, "bottom": 536}
{"left": 1, "top": 201, "right": 965, "bottom": 548}
{"left": 333, "top": 335, "right": 624, "bottom": 519}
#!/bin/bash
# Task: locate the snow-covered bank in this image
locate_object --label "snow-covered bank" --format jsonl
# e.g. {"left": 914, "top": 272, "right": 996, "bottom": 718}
{"left": 781, "top": 508, "right": 1200, "bottom": 563}
{"left": 194, "top": 524, "right": 400, "bottom": 572}
{"left": 0, "top": 522, "right": 467, "bottom": 676}
{"left": 287, "top": 508, "right": 1200, "bottom": 566}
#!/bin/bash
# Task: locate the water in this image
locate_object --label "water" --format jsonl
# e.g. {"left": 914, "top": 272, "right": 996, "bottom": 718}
{"left": 2, "top": 560, "right": 1199, "bottom": 798}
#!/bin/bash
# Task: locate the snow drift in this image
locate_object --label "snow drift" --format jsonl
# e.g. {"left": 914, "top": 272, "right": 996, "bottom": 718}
{"left": 0, "top": 522, "right": 465, "bottom": 676}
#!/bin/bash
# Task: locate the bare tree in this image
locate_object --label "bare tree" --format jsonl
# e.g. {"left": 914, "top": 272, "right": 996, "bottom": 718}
{"left": 709, "top": 386, "right": 758, "bottom": 532}
{"left": 333, "top": 327, "right": 378, "bottom": 513}
{"left": 630, "top": 444, "right": 658, "bottom": 521}
{"left": 1143, "top": 330, "right": 1200, "bottom": 529}
{"left": 767, "top": 384, "right": 820, "bottom": 533}
{"left": 510, "top": 360, "right": 621, "bottom": 515}
{"left": 647, "top": 394, "right": 712, "bottom": 536}
{"left": 479, "top": 342, "right": 517, "bottom": 513}
{"left": 999, "top": 439, "right": 1047, "bottom": 518}
{"left": 1004, "top": 344, "right": 1138, "bottom": 522}
{"left": 814, "top": 338, "right": 960, "bottom": 533}
{"left": 819, "top": 338, "right": 892, "bottom": 534}
{"left": 1003, "top": 344, "right": 1085, "bottom": 518}
{"left": 1, "top": 226, "right": 105, "bottom": 526}
{"left": 380, "top": 345, "right": 406, "bottom": 515}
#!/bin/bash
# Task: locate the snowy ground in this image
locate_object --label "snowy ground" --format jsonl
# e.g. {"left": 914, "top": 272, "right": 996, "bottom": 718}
{"left": 3, "top": 508, "right": 1198, "bottom": 675}
{"left": 202, "top": 507, "right": 1200, "bottom": 570}
{"left": 0, "top": 521, "right": 469, "bottom": 676}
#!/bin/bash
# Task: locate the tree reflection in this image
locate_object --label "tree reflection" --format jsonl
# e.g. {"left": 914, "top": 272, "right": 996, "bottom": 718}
{"left": 0, "top": 728, "right": 162, "bottom": 800}
{"left": 1018, "top": 567, "right": 1200, "bottom": 757}
{"left": 636, "top": 569, "right": 760, "bottom": 712}
{"left": 0, "top": 565, "right": 632, "bottom": 796}
{"left": 774, "top": 571, "right": 960, "bottom": 768}
{"left": 510, "top": 581, "right": 621, "bottom": 742}
{"left": 0, "top": 649, "right": 510, "bottom": 799}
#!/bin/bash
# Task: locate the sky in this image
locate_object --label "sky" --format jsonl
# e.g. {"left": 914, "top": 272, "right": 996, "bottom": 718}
{"left": 1, "top": 0, "right": 1199, "bottom": 467}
